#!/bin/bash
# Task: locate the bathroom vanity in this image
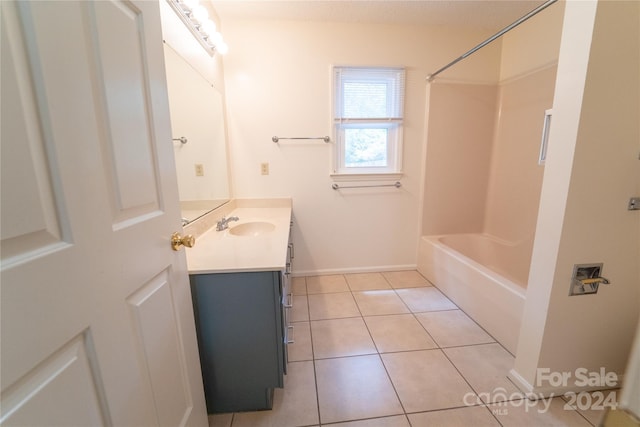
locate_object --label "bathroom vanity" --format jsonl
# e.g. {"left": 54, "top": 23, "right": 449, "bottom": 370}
{"left": 185, "top": 200, "right": 293, "bottom": 413}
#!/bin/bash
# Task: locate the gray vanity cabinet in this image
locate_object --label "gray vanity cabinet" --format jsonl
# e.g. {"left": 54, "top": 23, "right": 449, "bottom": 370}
{"left": 190, "top": 270, "right": 286, "bottom": 413}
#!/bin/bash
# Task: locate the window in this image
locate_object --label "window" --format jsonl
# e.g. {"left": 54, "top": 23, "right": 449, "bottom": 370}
{"left": 333, "top": 66, "right": 405, "bottom": 175}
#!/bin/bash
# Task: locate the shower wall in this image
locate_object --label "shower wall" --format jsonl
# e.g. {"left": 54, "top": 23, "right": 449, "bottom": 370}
{"left": 422, "top": 2, "right": 564, "bottom": 255}
{"left": 423, "top": 67, "right": 557, "bottom": 248}
{"left": 484, "top": 66, "right": 557, "bottom": 246}
{"left": 422, "top": 83, "right": 498, "bottom": 236}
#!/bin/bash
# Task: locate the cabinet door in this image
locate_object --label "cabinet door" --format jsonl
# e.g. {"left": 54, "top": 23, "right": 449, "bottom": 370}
{"left": 190, "top": 271, "right": 284, "bottom": 413}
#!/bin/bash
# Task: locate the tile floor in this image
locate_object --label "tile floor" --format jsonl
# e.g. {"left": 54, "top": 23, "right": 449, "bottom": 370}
{"left": 208, "top": 270, "right": 612, "bottom": 427}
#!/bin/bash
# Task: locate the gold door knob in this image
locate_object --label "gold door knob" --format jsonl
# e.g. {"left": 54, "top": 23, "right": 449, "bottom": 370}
{"left": 171, "top": 232, "right": 195, "bottom": 251}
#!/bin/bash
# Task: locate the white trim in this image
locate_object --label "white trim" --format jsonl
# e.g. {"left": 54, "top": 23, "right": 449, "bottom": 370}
{"left": 499, "top": 61, "right": 558, "bottom": 86}
{"left": 428, "top": 62, "right": 559, "bottom": 87}
{"left": 508, "top": 369, "right": 536, "bottom": 396}
{"left": 291, "top": 264, "right": 417, "bottom": 277}
{"left": 334, "top": 118, "right": 403, "bottom": 124}
{"left": 330, "top": 172, "right": 403, "bottom": 182}
{"left": 332, "top": 66, "right": 405, "bottom": 175}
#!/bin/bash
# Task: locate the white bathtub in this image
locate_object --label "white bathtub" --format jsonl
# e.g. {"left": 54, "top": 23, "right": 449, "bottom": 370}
{"left": 417, "top": 233, "right": 528, "bottom": 354}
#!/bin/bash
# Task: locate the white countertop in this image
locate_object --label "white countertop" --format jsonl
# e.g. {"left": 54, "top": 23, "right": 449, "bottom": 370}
{"left": 186, "top": 205, "right": 292, "bottom": 274}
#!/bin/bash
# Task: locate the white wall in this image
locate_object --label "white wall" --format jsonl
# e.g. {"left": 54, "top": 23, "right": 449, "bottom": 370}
{"left": 512, "top": 0, "right": 640, "bottom": 392}
{"left": 499, "top": 1, "right": 564, "bottom": 81}
{"left": 221, "top": 19, "right": 500, "bottom": 274}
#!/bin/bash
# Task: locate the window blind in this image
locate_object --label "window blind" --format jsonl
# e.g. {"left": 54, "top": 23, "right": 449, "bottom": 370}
{"left": 334, "top": 67, "right": 405, "bottom": 123}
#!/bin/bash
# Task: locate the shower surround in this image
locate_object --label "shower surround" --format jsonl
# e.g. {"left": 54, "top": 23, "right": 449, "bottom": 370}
{"left": 419, "top": 65, "right": 557, "bottom": 352}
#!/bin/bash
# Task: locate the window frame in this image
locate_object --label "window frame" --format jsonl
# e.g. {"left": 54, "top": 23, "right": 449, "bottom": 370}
{"left": 332, "top": 66, "right": 405, "bottom": 176}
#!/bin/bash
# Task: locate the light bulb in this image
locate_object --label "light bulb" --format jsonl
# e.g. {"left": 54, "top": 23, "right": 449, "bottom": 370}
{"left": 201, "top": 19, "right": 216, "bottom": 36}
{"left": 192, "top": 5, "right": 208, "bottom": 23}
{"left": 216, "top": 41, "right": 229, "bottom": 55}
{"left": 210, "top": 31, "right": 223, "bottom": 46}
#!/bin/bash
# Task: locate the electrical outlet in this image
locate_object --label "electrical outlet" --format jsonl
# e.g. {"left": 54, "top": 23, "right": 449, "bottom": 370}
{"left": 194, "top": 164, "right": 204, "bottom": 176}
{"left": 260, "top": 162, "right": 269, "bottom": 175}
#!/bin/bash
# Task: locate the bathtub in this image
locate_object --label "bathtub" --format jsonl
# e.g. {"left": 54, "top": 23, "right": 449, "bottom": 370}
{"left": 417, "top": 233, "right": 528, "bottom": 354}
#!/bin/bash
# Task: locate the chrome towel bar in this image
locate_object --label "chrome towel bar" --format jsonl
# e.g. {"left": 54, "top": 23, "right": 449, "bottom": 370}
{"left": 272, "top": 136, "right": 330, "bottom": 143}
{"left": 332, "top": 181, "right": 401, "bottom": 190}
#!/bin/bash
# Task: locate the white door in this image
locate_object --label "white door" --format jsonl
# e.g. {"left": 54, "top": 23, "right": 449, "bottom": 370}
{"left": 0, "top": 1, "right": 207, "bottom": 425}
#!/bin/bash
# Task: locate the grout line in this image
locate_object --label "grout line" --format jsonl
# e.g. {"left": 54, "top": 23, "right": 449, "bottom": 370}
{"left": 424, "top": 280, "right": 513, "bottom": 357}
{"left": 298, "top": 273, "right": 522, "bottom": 427}
{"left": 305, "top": 281, "right": 323, "bottom": 427}
{"left": 404, "top": 401, "right": 494, "bottom": 414}
{"left": 438, "top": 341, "right": 498, "bottom": 350}
{"left": 320, "top": 414, "right": 410, "bottom": 426}
{"left": 351, "top": 286, "right": 410, "bottom": 419}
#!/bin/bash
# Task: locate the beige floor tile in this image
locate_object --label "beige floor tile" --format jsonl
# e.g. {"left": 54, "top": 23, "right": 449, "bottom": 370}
{"left": 306, "top": 275, "right": 349, "bottom": 294}
{"left": 395, "top": 287, "right": 457, "bottom": 312}
{"left": 315, "top": 355, "right": 404, "bottom": 424}
{"left": 308, "top": 292, "right": 360, "bottom": 320}
{"left": 444, "top": 343, "right": 520, "bottom": 403}
{"left": 353, "top": 290, "right": 410, "bottom": 316}
{"left": 489, "top": 397, "right": 593, "bottom": 426}
{"left": 328, "top": 415, "right": 411, "bottom": 427}
{"left": 383, "top": 270, "right": 430, "bottom": 288}
{"left": 408, "top": 405, "right": 501, "bottom": 427}
{"left": 207, "top": 413, "right": 232, "bottom": 427}
{"left": 231, "top": 361, "right": 319, "bottom": 427}
{"left": 311, "top": 317, "right": 377, "bottom": 359}
{"left": 290, "top": 295, "right": 309, "bottom": 322}
{"left": 364, "top": 314, "right": 437, "bottom": 353}
{"left": 292, "top": 277, "right": 307, "bottom": 295}
{"left": 288, "top": 321, "right": 313, "bottom": 362}
{"left": 382, "top": 349, "right": 476, "bottom": 413}
{"left": 415, "top": 310, "right": 494, "bottom": 347}
{"left": 345, "top": 272, "right": 392, "bottom": 291}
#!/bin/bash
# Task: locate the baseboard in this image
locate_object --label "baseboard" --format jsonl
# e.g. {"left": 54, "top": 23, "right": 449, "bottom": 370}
{"left": 291, "top": 264, "right": 418, "bottom": 277}
{"left": 508, "top": 369, "right": 536, "bottom": 396}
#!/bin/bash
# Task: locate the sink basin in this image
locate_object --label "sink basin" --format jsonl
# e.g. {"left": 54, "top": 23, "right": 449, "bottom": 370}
{"left": 228, "top": 221, "right": 276, "bottom": 237}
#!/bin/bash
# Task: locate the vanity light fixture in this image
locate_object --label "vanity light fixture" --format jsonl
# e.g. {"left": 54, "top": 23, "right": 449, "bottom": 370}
{"left": 167, "top": 0, "right": 229, "bottom": 56}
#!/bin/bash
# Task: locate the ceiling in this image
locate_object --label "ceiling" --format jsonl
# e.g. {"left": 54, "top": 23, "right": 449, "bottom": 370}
{"left": 212, "top": 0, "right": 548, "bottom": 31}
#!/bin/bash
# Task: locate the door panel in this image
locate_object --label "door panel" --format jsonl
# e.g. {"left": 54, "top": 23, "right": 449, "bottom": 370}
{"left": 0, "top": 0, "right": 65, "bottom": 265}
{"left": 90, "top": 0, "right": 161, "bottom": 221}
{"left": 0, "top": 1, "right": 207, "bottom": 425}
{"left": 127, "top": 269, "right": 192, "bottom": 426}
{"left": 1, "top": 333, "right": 109, "bottom": 427}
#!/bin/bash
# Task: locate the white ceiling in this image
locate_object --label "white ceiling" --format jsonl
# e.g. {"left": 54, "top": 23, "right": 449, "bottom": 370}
{"left": 212, "top": 0, "right": 548, "bottom": 31}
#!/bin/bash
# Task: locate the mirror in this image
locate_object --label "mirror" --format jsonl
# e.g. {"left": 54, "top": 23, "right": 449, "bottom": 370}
{"left": 163, "top": 43, "right": 230, "bottom": 223}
